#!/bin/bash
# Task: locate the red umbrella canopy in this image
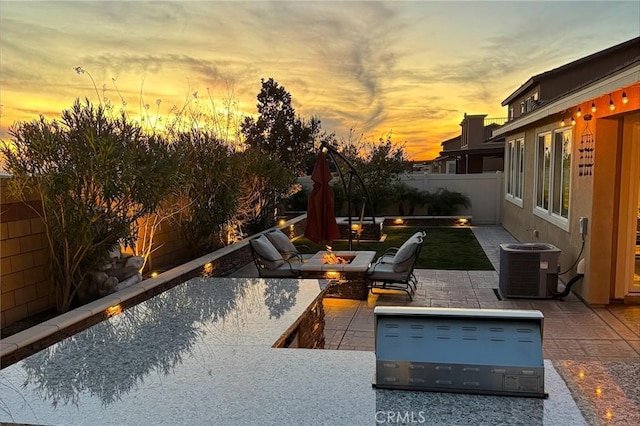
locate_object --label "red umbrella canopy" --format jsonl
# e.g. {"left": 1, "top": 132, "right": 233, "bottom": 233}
{"left": 304, "top": 152, "right": 341, "bottom": 244}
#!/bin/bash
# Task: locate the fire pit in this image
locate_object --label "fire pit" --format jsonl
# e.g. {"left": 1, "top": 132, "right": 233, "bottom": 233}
{"left": 322, "top": 246, "right": 352, "bottom": 265}
{"left": 299, "top": 250, "right": 376, "bottom": 300}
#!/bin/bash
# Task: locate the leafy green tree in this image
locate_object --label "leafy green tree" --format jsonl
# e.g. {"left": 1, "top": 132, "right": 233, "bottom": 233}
{"left": 1, "top": 99, "right": 180, "bottom": 313}
{"left": 336, "top": 133, "right": 407, "bottom": 216}
{"left": 234, "top": 147, "right": 299, "bottom": 235}
{"left": 241, "top": 78, "right": 319, "bottom": 176}
{"left": 170, "top": 129, "right": 241, "bottom": 256}
{"left": 239, "top": 78, "right": 321, "bottom": 229}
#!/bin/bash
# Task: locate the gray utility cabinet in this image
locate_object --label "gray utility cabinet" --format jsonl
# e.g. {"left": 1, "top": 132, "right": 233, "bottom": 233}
{"left": 499, "top": 243, "right": 561, "bottom": 298}
{"left": 374, "top": 306, "right": 546, "bottom": 398}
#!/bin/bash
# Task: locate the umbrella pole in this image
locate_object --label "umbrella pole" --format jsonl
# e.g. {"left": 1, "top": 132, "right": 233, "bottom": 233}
{"left": 347, "top": 173, "right": 354, "bottom": 250}
{"left": 321, "top": 142, "right": 376, "bottom": 248}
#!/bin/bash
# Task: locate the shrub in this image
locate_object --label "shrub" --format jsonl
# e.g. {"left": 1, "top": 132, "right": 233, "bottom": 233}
{"left": 1, "top": 99, "right": 180, "bottom": 313}
{"left": 425, "top": 188, "right": 471, "bottom": 215}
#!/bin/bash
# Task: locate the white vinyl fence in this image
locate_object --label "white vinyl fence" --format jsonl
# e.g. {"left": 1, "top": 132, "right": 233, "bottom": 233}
{"left": 299, "top": 172, "right": 504, "bottom": 225}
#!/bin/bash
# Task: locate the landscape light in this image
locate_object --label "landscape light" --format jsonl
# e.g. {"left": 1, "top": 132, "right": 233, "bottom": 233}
{"left": 106, "top": 304, "right": 122, "bottom": 317}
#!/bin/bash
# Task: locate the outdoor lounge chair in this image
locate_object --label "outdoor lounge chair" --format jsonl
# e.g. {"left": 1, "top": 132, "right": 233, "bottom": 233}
{"left": 367, "top": 232, "right": 425, "bottom": 300}
{"left": 249, "top": 235, "right": 304, "bottom": 278}
{"left": 376, "top": 231, "right": 426, "bottom": 264}
{"left": 265, "top": 229, "right": 313, "bottom": 262}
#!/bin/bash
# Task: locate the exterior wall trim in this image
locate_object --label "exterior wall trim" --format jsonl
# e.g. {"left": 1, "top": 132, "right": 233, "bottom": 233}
{"left": 493, "top": 64, "right": 640, "bottom": 137}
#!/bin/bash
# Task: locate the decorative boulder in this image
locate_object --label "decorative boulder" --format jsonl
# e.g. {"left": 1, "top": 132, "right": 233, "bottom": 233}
{"left": 124, "top": 256, "right": 143, "bottom": 270}
{"left": 116, "top": 273, "right": 142, "bottom": 291}
{"left": 105, "top": 266, "right": 140, "bottom": 282}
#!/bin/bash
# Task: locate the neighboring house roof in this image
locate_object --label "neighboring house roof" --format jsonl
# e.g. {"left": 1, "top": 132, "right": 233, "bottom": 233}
{"left": 493, "top": 61, "right": 640, "bottom": 137}
{"left": 440, "top": 135, "right": 461, "bottom": 147}
{"left": 501, "top": 37, "right": 640, "bottom": 106}
{"left": 438, "top": 147, "right": 504, "bottom": 157}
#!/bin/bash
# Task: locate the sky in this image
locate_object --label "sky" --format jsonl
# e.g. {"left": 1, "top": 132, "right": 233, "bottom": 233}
{"left": 1, "top": 1, "right": 639, "bottom": 160}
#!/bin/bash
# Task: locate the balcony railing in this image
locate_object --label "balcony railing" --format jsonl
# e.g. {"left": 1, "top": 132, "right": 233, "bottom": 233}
{"left": 484, "top": 117, "right": 508, "bottom": 126}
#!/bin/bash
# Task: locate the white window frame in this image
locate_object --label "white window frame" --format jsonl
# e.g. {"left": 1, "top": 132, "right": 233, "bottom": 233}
{"left": 505, "top": 137, "right": 524, "bottom": 207}
{"left": 533, "top": 127, "right": 572, "bottom": 230}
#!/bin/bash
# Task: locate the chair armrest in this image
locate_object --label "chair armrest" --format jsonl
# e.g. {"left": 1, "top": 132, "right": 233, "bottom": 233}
{"left": 380, "top": 247, "right": 400, "bottom": 256}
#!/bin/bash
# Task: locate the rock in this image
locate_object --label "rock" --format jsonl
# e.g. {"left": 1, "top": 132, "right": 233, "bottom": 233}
{"left": 108, "top": 245, "right": 121, "bottom": 260}
{"left": 105, "top": 266, "right": 140, "bottom": 281}
{"left": 116, "top": 273, "right": 142, "bottom": 291}
{"left": 76, "top": 271, "right": 109, "bottom": 305}
{"left": 98, "top": 262, "right": 114, "bottom": 271}
{"left": 99, "top": 276, "right": 119, "bottom": 297}
{"left": 88, "top": 270, "right": 109, "bottom": 286}
{"left": 124, "top": 256, "right": 143, "bottom": 270}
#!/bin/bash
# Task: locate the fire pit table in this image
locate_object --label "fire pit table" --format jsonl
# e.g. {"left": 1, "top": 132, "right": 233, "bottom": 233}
{"left": 300, "top": 251, "right": 376, "bottom": 300}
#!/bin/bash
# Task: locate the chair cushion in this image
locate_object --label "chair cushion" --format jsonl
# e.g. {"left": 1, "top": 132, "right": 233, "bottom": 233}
{"left": 368, "top": 262, "right": 410, "bottom": 281}
{"left": 251, "top": 235, "right": 285, "bottom": 270}
{"left": 393, "top": 239, "right": 420, "bottom": 272}
{"left": 266, "top": 230, "right": 298, "bottom": 259}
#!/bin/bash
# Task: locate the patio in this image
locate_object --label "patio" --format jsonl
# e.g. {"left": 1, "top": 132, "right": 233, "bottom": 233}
{"left": 232, "top": 225, "right": 640, "bottom": 424}
{"left": 1, "top": 224, "right": 637, "bottom": 425}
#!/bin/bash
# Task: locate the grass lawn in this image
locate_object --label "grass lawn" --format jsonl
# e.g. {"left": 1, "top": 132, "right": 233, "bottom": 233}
{"left": 293, "top": 226, "right": 494, "bottom": 271}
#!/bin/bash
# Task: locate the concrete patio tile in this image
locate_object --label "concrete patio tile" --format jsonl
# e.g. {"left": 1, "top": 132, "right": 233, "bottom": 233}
{"left": 592, "top": 307, "right": 640, "bottom": 340}
{"left": 578, "top": 340, "right": 639, "bottom": 358}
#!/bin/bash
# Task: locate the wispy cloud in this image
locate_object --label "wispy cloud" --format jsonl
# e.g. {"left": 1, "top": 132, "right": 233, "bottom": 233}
{"left": 1, "top": 0, "right": 638, "bottom": 159}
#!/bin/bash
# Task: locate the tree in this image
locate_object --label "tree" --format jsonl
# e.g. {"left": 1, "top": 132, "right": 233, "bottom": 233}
{"left": 1, "top": 99, "right": 180, "bottom": 313}
{"left": 170, "top": 129, "right": 241, "bottom": 256}
{"left": 241, "top": 78, "right": 319, "bottom": 176}
{"left": 336, "top": 132, "right": 407, "bottom": 216}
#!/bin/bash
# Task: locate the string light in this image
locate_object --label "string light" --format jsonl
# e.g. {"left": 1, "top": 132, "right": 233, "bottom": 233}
{"left": 571, "top": 116, "right": 576, "bottom": 126}
{"left": 591, "top": 102, "right": 597, "bottom": 113}
{"left": 609, "top": 94, "right": 615, "bottom": 111}
{"left": 622, "top": 92, "right": 628, "bottom": 104}
{"left": 576, "top": 107, "right": 582, "bottom": 117}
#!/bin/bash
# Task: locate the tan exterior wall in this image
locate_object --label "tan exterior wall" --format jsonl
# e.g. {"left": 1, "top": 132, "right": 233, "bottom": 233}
{"left": 502, "top": 86, "right": 639, "bottom": 305}
{"left": 1, "top": 177, "right": 54, "bottom": 328}
{"left": 501, "top": 116, "right": 591, "bottom": 293}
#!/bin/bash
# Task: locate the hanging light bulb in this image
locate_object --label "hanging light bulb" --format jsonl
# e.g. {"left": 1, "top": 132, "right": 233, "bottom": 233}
{"left": 560, "top": 117, "right": 566, "bottom": 126}
{"left": 622, "top": 92, "right": 628, "bottom": 104}
{"left": 609, "top": 94, "right": 615, "bottom": 111}
{"left": 571, "top": 116, "right": 576, "bottom": 125}
{"left": 591, "top": 102, "right": 597, "bottom": 113}
{"left": 576, "top": 107, "right": 582, "bottom": 117}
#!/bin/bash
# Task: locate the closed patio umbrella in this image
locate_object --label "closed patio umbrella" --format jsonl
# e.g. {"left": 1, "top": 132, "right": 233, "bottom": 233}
{"left": 304, "top": 151, "right": 341, "bottom": 244}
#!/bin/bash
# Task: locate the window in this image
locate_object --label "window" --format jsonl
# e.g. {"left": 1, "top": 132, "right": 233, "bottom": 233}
{"left": 446, "top": 160, "right": 456, "bottom": 174}
{"left": 506, "top": 138, "right": 524, "bottom": 206}
{"left": 535, "top": 128, "right": 572, "bottom": 225}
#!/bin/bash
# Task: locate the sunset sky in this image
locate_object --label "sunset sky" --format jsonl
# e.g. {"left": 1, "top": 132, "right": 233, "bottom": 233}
{"left": 1, "top": 1, "right": 639, "bottom": 160}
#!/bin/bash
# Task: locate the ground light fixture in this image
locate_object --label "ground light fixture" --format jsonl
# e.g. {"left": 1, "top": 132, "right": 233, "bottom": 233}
{"left": 106, "top": 304, "right": 122, "bottom": 317}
